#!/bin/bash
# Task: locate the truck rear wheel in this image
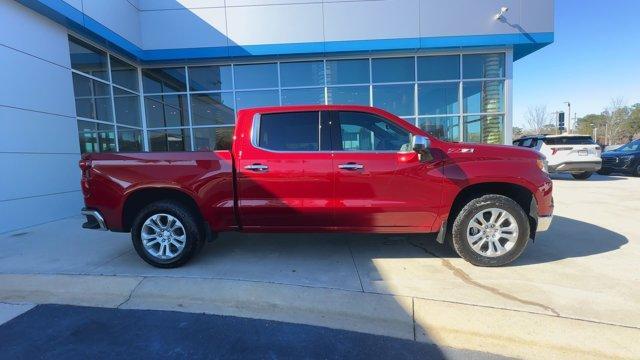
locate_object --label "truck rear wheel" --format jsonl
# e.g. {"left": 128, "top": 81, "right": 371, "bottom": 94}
{"left": 450, "top": 194, "right": 530, "bottom": 267}
{"left": 131, "top": 200, "right": 203, "bottom": 268}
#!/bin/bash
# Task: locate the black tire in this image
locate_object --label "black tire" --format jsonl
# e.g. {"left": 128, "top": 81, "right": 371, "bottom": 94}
{"left": 451, "top": 194, "right": 530, "bottom": 267}
{"left": 633, "top": 164, "right": 640, "bottom": 177}
{"left": 571, "top": 172, "right": 593, "bottom": 180}
{"left": 596, "top": 169, "right": 611, "bottom": 175}
{"left": 131, "top": 200, "right": 203, "bottom": 268}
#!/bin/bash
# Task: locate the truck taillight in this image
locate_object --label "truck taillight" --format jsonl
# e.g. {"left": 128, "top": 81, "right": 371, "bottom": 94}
{"left": 79, "top": 159, "right": 92, "bottom": 178}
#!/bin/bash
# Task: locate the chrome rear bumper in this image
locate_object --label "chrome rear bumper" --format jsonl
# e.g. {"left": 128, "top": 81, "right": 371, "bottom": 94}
{"left": 537, "top": 215, "right": 553, "bottom": 232}
{"left": 81, "top": 208, "right": 107, "bottom": 231}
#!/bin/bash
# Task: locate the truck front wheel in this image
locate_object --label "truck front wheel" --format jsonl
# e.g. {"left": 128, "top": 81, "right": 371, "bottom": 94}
{"left": 131, "top": 200, "right": 203, "bottom": 268}
{"left": 450, "top": 194, "right": 530, "bottom": 267}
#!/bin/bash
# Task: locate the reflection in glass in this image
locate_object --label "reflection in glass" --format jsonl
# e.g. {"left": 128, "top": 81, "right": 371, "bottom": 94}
{"left": 117, "top": 127, "right": 143, "bottom": 151}
{"left": 372, "top": 57, "right": 414, "bottom": 83}
{"left": 280, "top": 61, "right": 324, "bottom": 87}
{"left": 281, "top": 88, "right": 325, "bottom": 105}
{"left": 326, "top": 59, "right": 369, "bottom": 85}
{"left": 190, "top": 92, "right": 235, "bottom": 126}
{"left": 142, "top": 67, "right": 187, "bottom": 93}
{"left": 110, "top": 55, "right": 138, "bottom": 91}
{"left": 418, "top": 83, "right": 459, "bottom": 115}
{"left": 417, "top": 55, "right": 460, "bottom": 81}
{"left": 68, "top": 36, "right": 108, "bottom": 80}
{"left": 463, "top": 53, "right": 505, "bottom": 79}
{"left": 464, "top": 115, "right": 503, "bottom": 144}
{"left": 77, "top": 120, "right": 116, "bottom": 153}
{"left": 73, "top": 73, "right": 112, "bottom": 121}
{"left": 327, "top": 86, "right": 370, "bottom": 106}
{"left": 417, "top": 116, "right": 460, "bottom": 142}
{"left": 193, "top": 126, "right": 234, "bottom": 151}
{"left": 234, "top": 63, "right": 278, "bottom": 89}
{"left": 188, "top": 65, "right": 232, "bottom": 92}
{"left": 148, "top": 129, "right": 191, "bottom": 151}
{"left": 463, "top": 81, "right": 504, "bottom": 114}
{"left": 113, "top": 87, "right": 141, "bottom": 127}
{"left": 372, "top": 84, "right": 414, "bottom": 116}
{"left": 235, "top": 90, "right": 279, "bottom": 110}
{"left": 144, "top": 94, "right": 188, "bottom": 128}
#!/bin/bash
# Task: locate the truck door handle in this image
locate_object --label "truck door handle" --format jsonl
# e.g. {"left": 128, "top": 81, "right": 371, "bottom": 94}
{"left": 338, "top": 162, "right": 364, "bottom": 170}
{"left": 244, "top": 164, "right": 269, "bottom": 172}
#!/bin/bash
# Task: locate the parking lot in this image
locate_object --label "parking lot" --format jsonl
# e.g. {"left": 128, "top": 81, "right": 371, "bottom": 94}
{"left": 1, "top": 173, "right": 639, "bottom": 359}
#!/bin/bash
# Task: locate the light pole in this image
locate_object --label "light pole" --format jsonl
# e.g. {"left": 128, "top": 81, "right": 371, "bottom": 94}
{"left": 563, "top": 102, "right": 571, "bottom": 134}
{"left": 591, "top": 123, "right": 597, "bottom": 142}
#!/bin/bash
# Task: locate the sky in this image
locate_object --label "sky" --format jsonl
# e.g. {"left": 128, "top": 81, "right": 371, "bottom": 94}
{"left": 512, "top": 0, "right": 640, "bottom": 128}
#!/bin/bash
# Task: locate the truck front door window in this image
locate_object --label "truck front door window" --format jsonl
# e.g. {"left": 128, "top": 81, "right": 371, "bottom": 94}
{"left": 335, "top": 112, "right": 410, "bottom": 152}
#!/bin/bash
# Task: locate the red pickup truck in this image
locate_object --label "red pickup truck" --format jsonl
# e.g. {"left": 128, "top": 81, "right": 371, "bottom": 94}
{"left": 80, "top": 105, "right": 553, "bottom": 268}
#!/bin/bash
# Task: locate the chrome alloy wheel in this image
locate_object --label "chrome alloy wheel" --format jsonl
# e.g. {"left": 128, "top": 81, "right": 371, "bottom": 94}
{"left": 141, "top": 213, "right": 186, "bottom": 260}
{"left": 466, "top": 208, "right": 519, "bottom": 257}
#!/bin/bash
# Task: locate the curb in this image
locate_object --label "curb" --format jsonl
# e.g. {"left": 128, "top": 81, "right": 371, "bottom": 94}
{"left": 0, "top": 273, "right": 638, "bottom": 359}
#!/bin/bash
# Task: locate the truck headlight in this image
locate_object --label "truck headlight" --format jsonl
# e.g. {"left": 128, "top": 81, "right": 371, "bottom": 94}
{"left": 620, "top": 155, "right": 634, "bottom": 162}
{"left": 537, "top": 159, "right": 549, "bottom": 174}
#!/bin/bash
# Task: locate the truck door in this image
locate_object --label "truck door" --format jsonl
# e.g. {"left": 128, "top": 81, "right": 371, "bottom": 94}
{"left": 235, "top": 110, "right": 334, "bottom": 229}
{"left": 330, "top": 111, "right": 441, "bottom": 231}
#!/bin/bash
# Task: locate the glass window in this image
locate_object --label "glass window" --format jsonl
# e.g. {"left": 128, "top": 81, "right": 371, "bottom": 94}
{"left": 258, "top": 112, "right": 319, "bottom": 151}
{"left": 327, "top": 86, "right": 370, "bottom": 106}
{"left": 417, "top": 55, "right": 460, "bottom": 81}
{"left": 542, "top": 136, "right": 596, "bottom": 145}
{"left": 463, "top": 53, "right": 505, "bottom": 79}
{"left": 193, "top": 126, "right": 234, "bottom": 151}
{"left": 281, "top": 88, "right": 325, "bottom": 105}
{"left": 418, "top": 83, "right": 459, "bottom": 115}
{"left": 372, "top": 57, "right": 414, "bottom": 83}
{"left": 142, "top": 67, "right": 187, "bottom": 93}
{"left": 110, "top": 55, "right": 138, "bottom": 91}
{"left": 117, "top": 127, "right": 143, "bottom": 151}
{"left": 326, "top": 59, "right": 369, "bottom": 85}
{"left": 68, "top": 36, "right": 108, "bottom": 80}
{"left": 234, "top": 63, "right": 278, "bottom": 89}
{"left": 463, "top": 81, "right": 504, "bottom": 114}
{"left": 77, "top": 120, "right": 116, "bottom": 153}
{"left": 463, "top": 115, "right": 504, "bottom": 144}
{"left": 417, "top": 116, "right": 460, "bottom": 142}
{"left": 336, "top": 111, "right": 410, "bottom": 151}
{"left": 148, "top": 129, "right": 191, "bottom": 151}
{"left": 72, "top": 73, "right": 112, "bottom": 121}
{"left": 113, "top": 87, "right": 141, "bottom": 127}
{"left": 280, "top": 61, "right": 324, "bottom": 87}
{"left": 188, "top": 65, "right": 232, "bottom": 92}
{"left": 144, "top": 94, "right": 188, "bottom": 128}
{"left": 190, "top": 92, "right": 235, "bottom": 126}
{"left": 372, "top": 84, "right": 414, "bottom": 117}
{"left": 235, "top": 90, "right": 279, "bottom": 110}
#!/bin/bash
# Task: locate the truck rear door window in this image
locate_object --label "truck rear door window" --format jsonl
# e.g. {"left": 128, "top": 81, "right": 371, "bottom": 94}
{"left": 258, "top": 111, "right": 319, "bottom": 151}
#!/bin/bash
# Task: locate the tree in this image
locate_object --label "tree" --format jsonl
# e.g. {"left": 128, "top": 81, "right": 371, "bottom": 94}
{"left": 524, "top": 105, "right": 552, "bottom": 134}
{"left": 575, "top": 114, "right": 606, "bottom": 143}
{"left": 622, "top": 103, "right": 640, "bottom": 141}
{"left": 512, "top": 126, "right": 524, "bottom": 140}
{"left": 603, "top": 97, "right": 629, "bottom": 144}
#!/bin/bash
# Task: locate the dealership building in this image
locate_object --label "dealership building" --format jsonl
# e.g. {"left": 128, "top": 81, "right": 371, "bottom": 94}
{"left": 0, "top": 0, "right": 553, "bottom": 232}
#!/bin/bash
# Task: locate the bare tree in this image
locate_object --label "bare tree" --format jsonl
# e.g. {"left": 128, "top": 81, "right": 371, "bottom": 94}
{"left": 524, "top": 105, "right": 551, "bottom": 134}
{"left": 604, "top": 97, "right": 628, "bottom": 144}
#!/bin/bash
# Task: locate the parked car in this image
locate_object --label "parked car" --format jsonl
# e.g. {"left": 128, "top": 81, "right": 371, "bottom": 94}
{"left": 80, "top": 105, "right": 553, "bottom": 268}
{"left": 513, "top": 134, "right": 601, "bottom": 180}
{"left": 598, "top": 139, "right": 640, "bottom": 176}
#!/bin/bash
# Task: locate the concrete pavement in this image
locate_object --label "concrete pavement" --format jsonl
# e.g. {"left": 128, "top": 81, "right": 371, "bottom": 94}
{"left": 1, "top": 173, "right": 639, "bottom": 358}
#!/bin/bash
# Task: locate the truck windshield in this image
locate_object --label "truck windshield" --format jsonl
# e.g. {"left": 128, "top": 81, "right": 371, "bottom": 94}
{"left": 614, "top": 140, "right": 640, "bottom": 152}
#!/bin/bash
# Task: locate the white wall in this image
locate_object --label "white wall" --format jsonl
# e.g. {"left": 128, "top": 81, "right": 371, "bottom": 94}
{"left": 0, "top": 0, "right": 81, "bottom": 233}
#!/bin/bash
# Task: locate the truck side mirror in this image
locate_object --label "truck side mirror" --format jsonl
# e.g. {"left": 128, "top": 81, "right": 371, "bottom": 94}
{"left": 412, "top": 135, "right": 430, "bottom": 152}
